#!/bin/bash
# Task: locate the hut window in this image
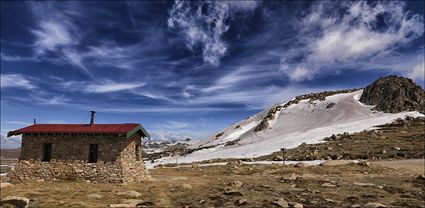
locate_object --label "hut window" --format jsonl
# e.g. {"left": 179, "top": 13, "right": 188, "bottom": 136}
{"left": 135, "top": 144, "right": 140, "bottom": 161}
{"left": 88, "top": 144, "right": 98, "bottom": 163}
{"left": 42, "top": 143, "right": 52, "bottom": 162}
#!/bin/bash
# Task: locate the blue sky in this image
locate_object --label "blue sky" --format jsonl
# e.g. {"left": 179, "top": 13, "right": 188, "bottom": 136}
{"left": 1, "top": 1, "right": 424, "bottom": 148}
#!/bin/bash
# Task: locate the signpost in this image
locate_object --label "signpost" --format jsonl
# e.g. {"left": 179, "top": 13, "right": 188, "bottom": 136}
{"left": 280, "top": 148, "right": 286, "bottom": 165}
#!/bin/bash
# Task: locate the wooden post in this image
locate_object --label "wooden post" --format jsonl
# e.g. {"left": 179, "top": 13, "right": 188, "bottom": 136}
{"left": 280, "top": 148, "right": 286, "bottom": 165}
{"left": 175, "top": 151, "right": 179, "bottom": 167}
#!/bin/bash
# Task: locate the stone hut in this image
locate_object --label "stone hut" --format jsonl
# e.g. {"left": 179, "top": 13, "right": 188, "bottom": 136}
{"left": 7, "top": 112, "right": 150, "bottom": 183}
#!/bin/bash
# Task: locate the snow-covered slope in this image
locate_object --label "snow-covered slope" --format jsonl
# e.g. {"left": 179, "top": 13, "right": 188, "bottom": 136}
{"left": 148, "top": 90, "right": 423, "bottom": 167}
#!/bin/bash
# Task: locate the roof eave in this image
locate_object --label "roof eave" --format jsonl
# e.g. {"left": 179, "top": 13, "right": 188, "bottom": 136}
{"left": 126, "top": 125, "right": 150, "bottom": 139}
{"left": 7, "top": 131, "right": 17, "bottom": 137}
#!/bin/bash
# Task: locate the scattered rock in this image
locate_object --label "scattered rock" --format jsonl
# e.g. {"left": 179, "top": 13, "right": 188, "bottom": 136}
{"left": 393, "top": 147, "right": 400, "bottom": 151}
{"left": 135, "top": 201, "right": 154, "bottom": 208}
{"left": 321, "top": 182, "right": 336, "bottom": 188}
{"left": 191, "top": 164, "right": 199, "bottom": 169}
{"left": 351, "top": 205, "right": 362, "bottom": 208}
{"left": 361, "top": 202, "right": 386, "bottom": 208}
{"left": 289, "top": 202, "right": 303, "bottom": 208}
{"left": 325, "top": 198, "right": 336, "bottom": 203}
{"left": 230, "top": 180, "right": 243, "bottom": 187}
{"left": 181, "top": 183, "right": 193, "bottom": 189}
{"left": 326, "top": 103, "right": 336, "bottom": 109}
{"left": 224, "top": 188, "right": 243, "bottom": 196}
{"left": 281, "top": 173, "right": 297, "bottom": 182}
{"left": 354, "top": 182, "right": 375, "bottom": 187}
{"left": 116, "top": 190, "right": 142, "bottom": 198}
{"left": 413, "top": 174, "right": 425, "bottom": 184}
{"left": 0, "top": 182, "right": 13, "bottom": 188}
{"left": 273, "top": 156, "right": 284, "bottom": 161}
{"left": 123, "top": 199, "right": 144, "bottom": 206}
{"left": 0, "top": 196, "right": 30, "bottom": 208}
{"left": 88, "top": 193, "right": 103, "bottom": 199}
{"left": 358, "top": 161, "right": 370, "bottom": 167}
{"left": 235, "top": 199, "right": 249, "bottom": 206}
{"left": 272, "top": 198, "right": 289, "bottom": 207}
{"left": 294, "top": 163, "right": 307, "bottom": 168}
{"left": 108, "top": 204, "right": 134, "bottom": 208}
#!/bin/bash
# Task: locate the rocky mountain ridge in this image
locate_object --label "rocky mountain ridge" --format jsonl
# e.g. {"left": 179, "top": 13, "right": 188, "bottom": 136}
{"left": 148, "top": 76, "right": 424, "bottom": 166}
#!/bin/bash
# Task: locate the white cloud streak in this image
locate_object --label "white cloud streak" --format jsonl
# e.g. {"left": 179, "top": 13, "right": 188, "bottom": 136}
{"left": 281, "top": 1, "right": 424, "bottom": 81}
{"left": 60, "top": 80, "right": 146, "bottom": 93}
{"left": 86, "top": 82, "right": 146, "bottom": 93}
{"left": 1, "top": 74, "right": 36, "bottom": 90}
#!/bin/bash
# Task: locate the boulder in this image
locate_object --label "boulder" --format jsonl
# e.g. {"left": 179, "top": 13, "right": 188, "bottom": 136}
{"left": 354, "top": 182, "right": 375, "bottom": 187}
{"left": 321, "top": 182, "right": 336, "bottom": 188}
{"left": 88, "top": 193, "right": 103, "bottom": 199}
{"left": 289, "top": 202, "right": 303, "bottom": 208}
{"left": 361, "top": 202, "right": 386, "bottom": 208}
{"left": 108, "top": 204, "right": 134, "bottom": 208}
{"left": 273, "top": 156, "right": 284, "bottom": 161}
{"left": 272, "top": 198, "right": 289, "bottom": 207}
{"left": 281, "top": 173, "right": 297, "bottom": 182}
{"left": 181, "top": 183, "right": 193, "bottom": 189}
{"left": 358, "top": 161, "right": 370, "bottom": 167}
{"left": 0, "top": 196, "right": 30, "bottom": 208}
{"left": 413, "top": 174, "right": 425, "bottom": 184}
{"left": 294, "top": 163, "right": 307, "bottom": 168}
{"left": 224, "top": 188, "right": 243, "bottom": 196}
{"left": 116, "top": 190, "right": 142, "bottom": 198}
{"left": 229, "top": 180, "right": 243, "bottom": 187}
{"left": 235, "top": 199, "right": 249, "bottom": 206}
{"left": 0, "top": 182, "right": 13, "bottom": 188}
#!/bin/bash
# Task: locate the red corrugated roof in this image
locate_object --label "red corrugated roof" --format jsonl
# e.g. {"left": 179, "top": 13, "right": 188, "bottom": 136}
{"left": 8, "top": 124, "right": 141, "bottom": 136}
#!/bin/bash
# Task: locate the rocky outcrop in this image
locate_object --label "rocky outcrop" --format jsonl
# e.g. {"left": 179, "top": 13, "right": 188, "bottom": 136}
{"left": 360, "top": 76, "right": 425, "bottom": 113}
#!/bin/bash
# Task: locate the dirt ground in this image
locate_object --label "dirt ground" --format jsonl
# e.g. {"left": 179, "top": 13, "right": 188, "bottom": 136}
{"left": 1, "top": 159, "right": 424, "bottom": 208}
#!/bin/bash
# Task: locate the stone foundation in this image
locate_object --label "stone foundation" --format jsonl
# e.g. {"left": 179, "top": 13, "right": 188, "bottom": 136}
{"left": 9, "top": 159, "right": 150, "bottom": 183}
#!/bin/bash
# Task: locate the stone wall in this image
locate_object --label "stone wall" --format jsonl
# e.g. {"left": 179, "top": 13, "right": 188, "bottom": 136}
{"left": 20, "top": 134, "right": 130, "bottom": 162}
{"left": 10, "top": 132, "right": 150, "bottom": 183}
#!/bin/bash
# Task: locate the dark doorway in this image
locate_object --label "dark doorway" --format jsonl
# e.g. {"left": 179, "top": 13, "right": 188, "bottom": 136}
{"left": 135, "top": 144, "right": 140, "bottom": 161}
{"left": 42, "top": 143, "right": 52, "bottom": 162}
{"left": 88, "top": 144, "right": 98, "bottom": 163}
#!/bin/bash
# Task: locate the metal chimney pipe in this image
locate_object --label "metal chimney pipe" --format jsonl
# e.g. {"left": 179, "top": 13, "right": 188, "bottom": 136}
{"left": 34, "top": 118, "right": 36, "bottom": 124}
{"left": 90, "top": 111, "right": 96, "bottom": 127}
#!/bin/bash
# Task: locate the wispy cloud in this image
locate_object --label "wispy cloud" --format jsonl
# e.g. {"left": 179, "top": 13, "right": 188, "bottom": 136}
{"left": 168, "top": 0, "right": 258, "bottom": 66}
{"left": 4, "top": 121, "right": 32, "bottom": 126}
{"left": 32, "top": 21, "right": 74, "bottom": 54}
{"left": 60, "top": 80, "right": 146, "bottom": 94}
{"left": 152, "top": 120, "right": 189, "bottom": 130}
{"left": 280, "top": 1, "right": 424, "bottom": 81}
{"left": 1, "top": 74, "right": 36, "bottom": 90}
{"left": 86, "top": 81, "right": 145, "bottom": 93}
